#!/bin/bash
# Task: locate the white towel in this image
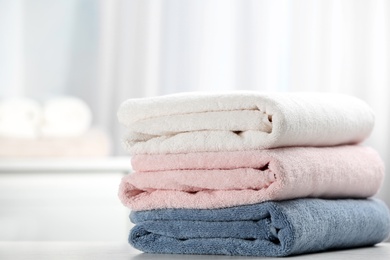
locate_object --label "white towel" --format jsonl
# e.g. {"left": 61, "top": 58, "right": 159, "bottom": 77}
{"left": 41, "top": 97, "right": 92, "bottom": 137}
{"left": 0, "top": 98, "right": 42, "bottom": 139}
{"left": 118, "top": 92, "right": 375, "bottom": 154}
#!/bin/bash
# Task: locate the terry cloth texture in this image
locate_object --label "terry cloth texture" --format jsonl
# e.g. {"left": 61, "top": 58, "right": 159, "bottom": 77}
{"left": 129, "top": 198, "right": 390, "bottom": 257}
{"left": 119, "top": 146, "right": 384, "bottom": 210}
{"left": 117, "top": 92, "right": 375, "bottom": 154}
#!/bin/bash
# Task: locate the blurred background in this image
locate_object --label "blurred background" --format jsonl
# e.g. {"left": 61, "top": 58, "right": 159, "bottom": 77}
{"left": 0, "top": 0, "right": 389, "bottom": 241}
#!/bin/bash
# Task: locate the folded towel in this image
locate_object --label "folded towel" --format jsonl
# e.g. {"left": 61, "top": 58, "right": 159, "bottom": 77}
{"left": 41, "top": 97, "right": 92, "bottom": 137}
{"left": 129, "top": 198, "right": 390, "bottom": 256}
{"left": 117, "top": 92, "right": 374, "bottom": 154}
{"left": 0, "top": 97, "right": 42, "bottom": 139}
{"left": 119, "top": 145, "right": 384, "bottom": 210}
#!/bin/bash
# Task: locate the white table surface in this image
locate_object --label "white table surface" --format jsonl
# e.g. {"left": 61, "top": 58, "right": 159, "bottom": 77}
{"left": 0, "top": 242, "right": 389, "bottom": 260}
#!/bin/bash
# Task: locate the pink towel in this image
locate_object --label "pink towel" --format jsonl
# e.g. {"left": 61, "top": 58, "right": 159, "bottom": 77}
{"left": 119, "top": 145, "right": 384, "bottom": 210}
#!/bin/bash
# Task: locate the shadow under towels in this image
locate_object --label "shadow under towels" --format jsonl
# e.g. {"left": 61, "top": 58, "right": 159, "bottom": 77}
{"left": 129, "top": 198, "right": 390, "bottom": 257}
{"left": 119, "top": 145, "right": 384, "bottom": 210}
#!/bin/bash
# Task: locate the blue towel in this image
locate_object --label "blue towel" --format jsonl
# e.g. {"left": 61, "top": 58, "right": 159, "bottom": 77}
{"left": 129, "top": 198, "right": 390, "bottom": 256}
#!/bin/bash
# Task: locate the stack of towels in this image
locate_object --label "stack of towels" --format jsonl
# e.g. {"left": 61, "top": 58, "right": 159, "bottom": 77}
{"left": 118, "top": 92, "right": 390, "bottom": 257}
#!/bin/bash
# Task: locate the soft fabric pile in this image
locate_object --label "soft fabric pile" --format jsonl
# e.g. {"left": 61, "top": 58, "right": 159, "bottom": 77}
{"left": 117, "top": 92, "right": 390, "bottom": 257}
{"left": 0, "top": 96, "right": 110, "bottom": 158}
